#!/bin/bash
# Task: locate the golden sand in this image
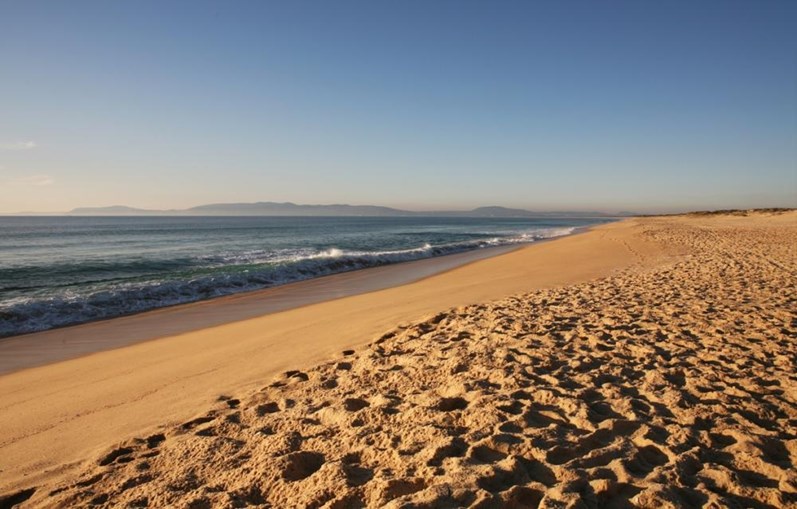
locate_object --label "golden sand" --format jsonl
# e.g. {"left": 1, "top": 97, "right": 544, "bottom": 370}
{"left": 1, "top": 212, "right": 795, "bottom": 507}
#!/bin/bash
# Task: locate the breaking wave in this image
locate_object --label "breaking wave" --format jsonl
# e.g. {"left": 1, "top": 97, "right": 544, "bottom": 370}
{"left": 0, "top": 227, "right": 575, "bottom": 337}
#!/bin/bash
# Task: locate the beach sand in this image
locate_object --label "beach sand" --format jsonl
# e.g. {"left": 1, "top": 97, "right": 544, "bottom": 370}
{"left": 1, "top": 211, "right": 795, "bottom": 507}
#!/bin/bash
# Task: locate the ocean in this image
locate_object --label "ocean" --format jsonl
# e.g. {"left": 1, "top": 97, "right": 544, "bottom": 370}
{"left": 0, "top": 216, "right": 611, "bottom": 337}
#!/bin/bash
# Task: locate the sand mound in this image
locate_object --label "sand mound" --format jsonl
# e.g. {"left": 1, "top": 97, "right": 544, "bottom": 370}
{"left": 15, "top": 215, "right": 797, "bottom": 508}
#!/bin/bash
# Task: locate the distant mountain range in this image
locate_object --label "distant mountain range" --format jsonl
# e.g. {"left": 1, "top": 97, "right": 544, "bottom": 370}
{"left": 57, "top": 202, "right": 633, "bottom": 218}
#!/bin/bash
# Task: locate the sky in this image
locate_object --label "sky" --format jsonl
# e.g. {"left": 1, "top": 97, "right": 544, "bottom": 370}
{"left": 1, "top": 0, "right": 795, "bottom": 213}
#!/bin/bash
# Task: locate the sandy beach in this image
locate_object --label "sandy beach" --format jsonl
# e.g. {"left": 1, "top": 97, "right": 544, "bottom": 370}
{"left": 1, "top": 211, "right": 795, "bottom": 508}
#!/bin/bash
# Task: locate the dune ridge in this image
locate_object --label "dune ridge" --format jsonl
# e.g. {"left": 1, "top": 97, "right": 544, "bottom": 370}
{"left": 3, "top": 212, "right": 796, "bottom": 507}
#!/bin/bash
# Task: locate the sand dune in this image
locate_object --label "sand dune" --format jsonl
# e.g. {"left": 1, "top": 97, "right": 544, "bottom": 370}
{"left": 2, "top": 212, "right": 796, "bottom": 508}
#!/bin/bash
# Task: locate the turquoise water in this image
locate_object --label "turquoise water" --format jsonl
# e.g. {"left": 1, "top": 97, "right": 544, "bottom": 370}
{"left": 0, "top": 216, "right": 610, "bottom": 337}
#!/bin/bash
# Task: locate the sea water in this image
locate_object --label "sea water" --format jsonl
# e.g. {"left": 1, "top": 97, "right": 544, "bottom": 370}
{"left": 0, "top": 216, "right": 611, "bottom": 337}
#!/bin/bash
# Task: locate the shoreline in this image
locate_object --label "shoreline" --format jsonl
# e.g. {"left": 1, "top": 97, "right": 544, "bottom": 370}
{"left": 0, "top": 243, "right": 514, "bottom": 375}
{"left": 0, "top": 218, "right": 661, "bottom": 495}
{"left": 0, "top": 226, "right": 596, "bottom": 376}
{"left": 2, "top": 219, "right": 601, "bottom": 343}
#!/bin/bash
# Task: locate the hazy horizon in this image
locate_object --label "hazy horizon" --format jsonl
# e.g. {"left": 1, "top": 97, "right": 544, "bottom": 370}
{"left": 3, "top": 199, "right": 796, "bottom": 217}
{"left": 2, "top": 1, "right": 795, "bottom": 214}
{"left": 1, "top": 201, "right": 631, "bottom": 216}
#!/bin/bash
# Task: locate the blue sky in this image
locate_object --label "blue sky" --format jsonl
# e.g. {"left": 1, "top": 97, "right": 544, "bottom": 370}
{"left": 1, "top": 0, "right": 795, "bottom": 213}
